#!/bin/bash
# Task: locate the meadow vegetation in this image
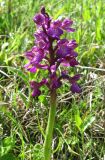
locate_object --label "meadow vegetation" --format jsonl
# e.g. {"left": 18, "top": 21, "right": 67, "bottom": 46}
{"left": 0, "top": 0, "right": 105, "bottom": 159}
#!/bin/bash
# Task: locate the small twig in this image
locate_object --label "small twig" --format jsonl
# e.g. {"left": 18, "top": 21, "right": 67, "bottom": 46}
{"left": 78, "top": 65, "right": 105, "bottom": 72}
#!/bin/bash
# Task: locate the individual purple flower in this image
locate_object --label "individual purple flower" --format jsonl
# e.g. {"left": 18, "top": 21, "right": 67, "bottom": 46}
{"left": 47, "top": 19, "right": 63, "bottom": 39}
{"left": 70, "top": 74, "right": 81, "bottom": 93}
{"left": 57, "top": 43, "right": 71, "bottom": 58}
{"left": 24, "top": 47, "right": 48, "bottom": 73}
{"left": 61, "top": 56, "right": 79, "bottom": 67}
{"left": 30, "top": 81, "right": 41, "bottom": 97}
{"left": 52, "top": 20, "right": 62, "bottom": 28}
{"left": 50, "top": 73, "right": 62, "bottom": 89}
{"left": 61, "top": 18, "right": 75, "bottom": 32}
{"left": 24, "top": 7, "right": 81, "bottom": 97}
{"left": 30, "top": 79, "right": 48, "bottom": 97}
{"left": 47, "top": 27, "right": 63, "bottom": 39}
{"left": 33, "top": 13, "right": 45, "bottom": 25}
{"left": 51, "top": 19, "right": 75, "bottom": 33}
{"left": 56, "top": 39, "right": 78, "bottom": 58}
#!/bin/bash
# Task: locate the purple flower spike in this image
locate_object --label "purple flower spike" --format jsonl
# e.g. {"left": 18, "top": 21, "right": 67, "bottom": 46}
{"left": 24, "top": 7, "right": 81, "bottom": 97}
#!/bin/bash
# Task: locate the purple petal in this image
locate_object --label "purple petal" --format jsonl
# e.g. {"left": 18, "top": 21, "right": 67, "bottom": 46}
{"left": 68, "top": 40, "right": 78, "bottom": 49}
{"left": 52, "top": 20, "right": 62, "bottom": 28}
{"left": 62, "top": 19, "right": 73, "bottom": 29}
{"left": 56, "top": 40, "right": 78, "bottom": 58}
{"left": 50, "top": 65, "right": 56, "bottom": 73}
{"left": 25, "top": 51, "right": 34, "bottom": 60}
{"left": 39, "top": 78, "right": 48, "bottom": 86}
{"left": 64, "top": 28, "right": 75, "bottom": 32}
{"left": 61, "top": 61, "right": 70, "bottom": 67}
{"left": 36, "top": 64, "right": 48, "bottom": 70}
{"left": 61, "top": 70, "right": 68, "bottom": 76}
{"left": 32, "top": 89, "right": 41, "bottom": 97}
{"left": 30, "top": 81, "right": 36, "bottom": 88}
{"left": 47, "top": 27, "right": 63, "bottom": 39}
{"left": 33, "top": 13, "right": 45, "bottom": 25}
{"left": 41, "top": 6, "right": 46, "bottom": 14}
{"left": 62, "top": 18, "right": 73, "bottom": 26}
{"left": 71, "top": 83, "right": 81, "bottom": 93}
{"left": 70, "top": 51, "right": 78, "bottom": 57}
{"left": 31, "top": 51, "right": 44, "bottom": 64}
{"left": 70, "top": 74, "right": 81, "bottom": 83}
{"left": 34, "top": 30, "right": 48, "bottom": 41}
{"left": 36, "top": 40, "right": 49, "bottom": 50}
{"left": 24, "top": 62, "right": 31, "bottom": 69}
{"left": 61, "top": 19, "right": 75, "bottom": 32}
{"left": 57, "top": 45, "right": 71, "bottom": 57}
{"left": 28, "top": 66, "right": 37, "bottom": 73}
{"left": 50, "top": 73, "right": 62, "bottom": 89}
{"left": 69, "top": 58, "right": 79, "bottom": 66}
{"left": 60, "top": 56, "right": 79, "bottom": 67}
{"left": 60, "top": 71, "right": 69, "bottom": 80}
{"left": 57, "top": 39, "right": 69, "bottom": 46}
{"left": 30, "top": 79, "right": 48, "bottom": 97}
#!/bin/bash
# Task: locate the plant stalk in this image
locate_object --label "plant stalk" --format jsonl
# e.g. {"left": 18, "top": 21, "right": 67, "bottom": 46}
{"left": 44, "top": 89, "right": 57, "bottom": 160}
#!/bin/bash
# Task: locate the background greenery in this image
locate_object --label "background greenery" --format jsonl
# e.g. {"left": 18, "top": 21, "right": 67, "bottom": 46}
{"left": 0, "top": 0, "right": 105, "bottom": 159}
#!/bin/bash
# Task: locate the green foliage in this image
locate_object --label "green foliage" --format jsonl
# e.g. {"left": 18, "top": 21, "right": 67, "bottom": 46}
{"left": 0, "top": 153, "right": 17, "bottom": 160}
{"left": 74, "top": 107, "right": 95, "bottom": 132}
{"left": 0, "top": 136, "right": 16, "bottom": 160}
{"left": 33, "top": 144, "right": 44, "bottom": 160}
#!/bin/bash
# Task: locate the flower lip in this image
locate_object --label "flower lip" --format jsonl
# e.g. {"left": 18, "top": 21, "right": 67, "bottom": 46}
{"left": 70, "top": 83, "right": 81, "bottom": 93}
{"left": 69, "top": 74, "right": 81, "bottom": 93}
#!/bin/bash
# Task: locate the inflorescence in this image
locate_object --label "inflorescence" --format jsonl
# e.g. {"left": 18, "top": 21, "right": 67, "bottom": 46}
{"left": 24, "top": 7, "right": 81, "bottom": 97}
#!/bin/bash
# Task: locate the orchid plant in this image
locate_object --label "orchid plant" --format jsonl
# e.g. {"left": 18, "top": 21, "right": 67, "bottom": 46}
{"left": 24, "top": 7, "right": 81, "bottom": 160}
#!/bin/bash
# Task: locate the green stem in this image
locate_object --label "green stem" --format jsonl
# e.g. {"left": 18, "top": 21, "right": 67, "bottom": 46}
{"left": 44, "top": 90, "right": 57, "bottom": 160}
